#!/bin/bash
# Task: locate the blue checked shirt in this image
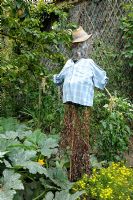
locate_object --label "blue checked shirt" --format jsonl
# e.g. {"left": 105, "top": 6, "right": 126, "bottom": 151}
{"left": 53, "top": 58, "right": 108, "bottom": 106}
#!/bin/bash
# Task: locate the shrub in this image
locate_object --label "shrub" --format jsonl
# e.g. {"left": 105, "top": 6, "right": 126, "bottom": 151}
{"left": 91, "top": 92, "right": 133, "bottom": 161}
{"left": 0, "top": 0, "right": 73, "bottom": 123}
{"left": 73, "top": 163, "right": 133, "bottom": 200}
{"left": 120, "top": 2, "right": 133, "bottom": 100}
{"left": 121, "top": 2, "right": 133, "bottom": 68}
{"left": 91, "top": 39, "right": 132, "bottom": 98}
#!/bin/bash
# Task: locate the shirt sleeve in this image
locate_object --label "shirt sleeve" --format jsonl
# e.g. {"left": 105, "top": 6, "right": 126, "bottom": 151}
{"left": 90, "top": 59, "right": 108, "bottom": 90}
{"left": 53, "top": 59, "right": 71, "bottom": 86}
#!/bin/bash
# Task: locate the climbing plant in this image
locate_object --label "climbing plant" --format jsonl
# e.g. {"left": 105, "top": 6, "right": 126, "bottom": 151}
{"left": 0, "top": 0, "right": 74, "bottom": 131}
{"left": 121, "top": 2, "right": 133, "bottom": 68}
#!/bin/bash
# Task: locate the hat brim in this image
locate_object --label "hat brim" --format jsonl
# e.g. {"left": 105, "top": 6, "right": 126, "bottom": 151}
{"left": 72, "top": 34, "right": 92, "bottom": 43}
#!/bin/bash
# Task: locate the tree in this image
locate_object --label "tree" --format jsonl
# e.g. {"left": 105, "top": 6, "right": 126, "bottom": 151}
{"left": 0, "top": 0, "right": 73, "bottom": 124}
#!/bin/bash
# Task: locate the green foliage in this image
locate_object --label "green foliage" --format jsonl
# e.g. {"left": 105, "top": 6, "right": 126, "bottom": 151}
{"left": 0, "top": 0, "right": 73, "bottom": 127}
{"left": 90, "top": 154, "right": 107, "bottom": 169}
{"left": 0, "top": 169, "right": 24, "bottom": 200}
{"left": 91, "top": 40, "right": 131, "bottom": 97}
{"left": 91, "top": 92, "right": 133, "bottom": 161}
{"left": 121, "top": 2, "right": 133, "bottom": 68}
{"left": 44, "top": 190, "right": 84, "bottom": 200}
{"left": 0, "top": 117, "right": 85, "bottom": 200}
{"left": 73, "top": 163, "right": 133, "bottom": 200}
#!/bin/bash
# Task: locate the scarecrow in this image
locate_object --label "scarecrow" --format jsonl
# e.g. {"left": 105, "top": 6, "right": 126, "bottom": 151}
{"left": 53, "top": 26, "right": 108, "bottom": 181}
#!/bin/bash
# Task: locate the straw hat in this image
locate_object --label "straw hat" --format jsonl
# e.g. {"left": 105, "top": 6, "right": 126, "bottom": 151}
{"left": 72, "top": 26, "right": 92, "bottom": 43}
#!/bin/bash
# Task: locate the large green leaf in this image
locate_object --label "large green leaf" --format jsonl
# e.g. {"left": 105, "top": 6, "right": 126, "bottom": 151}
{"left": 17, "top": 129, "right": 33, "bottom": 140}
{"left": 0, "top": 151, "right": 9, "bottom": 158}
{"left": 40, "top": 178, "right": 59, "bottom": 190}
{"left": 2, "top": 169, "right": 24, "bottom": 190}
{"left": 21, "top": 161, "right": 48, "bottom": 175}
{"left": 70, "top": 191, "right": 85, "bottom": 200}
{"left": 0, "top": 138, "right": 20, "bottom": 151}
{"left": 0, "top": 117, "right": 32, "bottom": 140}
{"left": 24, "top": 129, "right": 46, "bottom": 146}
{"left": 8, "top": 148, "right": 36, "bottom": 164}
{"left": 54, "top": 190, "right": 85, "bottom": 200}
{"left": 8, "top": 148, "right": 48, "bottom": 175}
{"left": 0, "top": 169, "right": 24, "bottom": 200}
{"left": 0, "top": 151, "right": 9, "bottom": 163}
{"left": 0, "top": 129, "right": 33, "bottom": 140}
{"left": 47, "top": 167, "right": 72, "bottom": 190}
{"left": 0, "top": 190, "right": 16, "bottom": 200}
{"left": 3, "top": 159, "right": 12, "bottom": 168}
{"left": 24, "top": 130, "right": 59, "bottom": 158}
{"left": 0, "top": 131, "right": 19, "bottom": 140}
{"left": 44, "top": 192, "right": 54, "bottom": 200}
{"left": 40, "top": 137, "right": 58, "bottom": 158}
{"left": 43, "top": 190, "right": 85, "bottom": 200}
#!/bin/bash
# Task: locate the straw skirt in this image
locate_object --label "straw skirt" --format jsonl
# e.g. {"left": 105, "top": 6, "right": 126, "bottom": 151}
{"left": 60, "top": 102, "right": 90, "bottom": 181}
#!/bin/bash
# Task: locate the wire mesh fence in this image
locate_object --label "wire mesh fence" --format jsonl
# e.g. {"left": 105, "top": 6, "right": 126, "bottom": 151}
{"left": 68, "top": 0, "right": 132, "bottom": 97}
{"left": 44, "top": 0, "right": 132, "bottom": 70}
{"left": 69, "top": 0, "right": 132, "bottom": 47}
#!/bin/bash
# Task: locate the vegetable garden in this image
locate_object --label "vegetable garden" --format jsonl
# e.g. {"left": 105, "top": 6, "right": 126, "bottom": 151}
{"left": 0, "top": 0, "right": 133, "bottom": 199}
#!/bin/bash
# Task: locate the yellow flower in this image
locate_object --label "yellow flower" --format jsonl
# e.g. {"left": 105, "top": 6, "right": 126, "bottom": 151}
{"left": 100, "top": 188, "right": 113, "bottom": 199}
{"left": 38, "top": 159, "right": 45, "bottom": 165}
{"left": 93, "top": 168, "right": 96, "bottom": 172}
{"left": 73, "top": 163, "right": 133, "bottom": 200}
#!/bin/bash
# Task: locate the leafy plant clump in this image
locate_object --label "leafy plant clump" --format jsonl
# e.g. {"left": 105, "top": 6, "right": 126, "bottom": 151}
{"left": 73, "top": 162, "right": 133, "bottom": 200}
{"left": 121, "top": 2, "right": 133, "bottom": 68}
{"left": 0, "top": 0, "right": 74, "bottom": 124}
{"left": 91, "top": 40, "right": 131, "bottom": 98}
{"left": 91, "top": 92, "right": 133, "bottom": 161}
{"left": 0, "top": 117, "right": 84, "bottom": 200}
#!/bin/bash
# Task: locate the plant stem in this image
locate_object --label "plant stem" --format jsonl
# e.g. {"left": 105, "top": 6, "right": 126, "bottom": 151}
{"left": 26, "top": 175, "right": 35, "bottom": 182}
{"left": 105, "top": 87, "right": 113, "bottom": 99}
{"left": 33, "top": 191, "right": 45, "bottom": 200}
